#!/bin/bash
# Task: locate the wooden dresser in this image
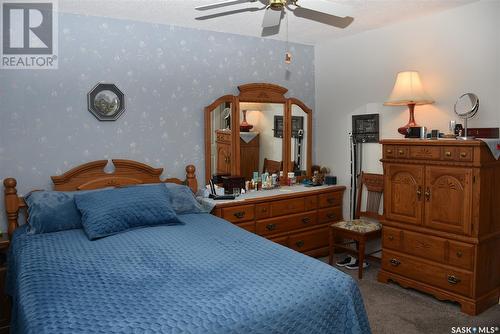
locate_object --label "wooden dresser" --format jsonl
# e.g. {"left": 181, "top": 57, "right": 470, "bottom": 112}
{"left": 378, "top": 139, "right": 500, "bottom": 315}
{"left": 209, "top": 185, "right": 345, "bottom": 257}
{"left": 215, "top": 130, "right": 260, "bottom": 180}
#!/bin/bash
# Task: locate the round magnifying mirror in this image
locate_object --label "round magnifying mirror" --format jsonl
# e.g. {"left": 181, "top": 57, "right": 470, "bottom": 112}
{"left": 454, "top": 93, "right": 479, "bottom": 140}
{"left": 94, "top": 90, "right": 121, "bottom": 116}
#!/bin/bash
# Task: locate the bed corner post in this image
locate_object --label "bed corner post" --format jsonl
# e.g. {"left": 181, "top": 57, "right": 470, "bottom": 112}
{"left": 185, "top": 165, "right": 198, "bottom": 193}
{"left": 4, "top": 178, "right": 20, "bottom": 239}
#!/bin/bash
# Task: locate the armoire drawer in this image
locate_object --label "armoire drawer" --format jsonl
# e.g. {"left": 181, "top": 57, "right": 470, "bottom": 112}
{"left": 256, "top": 211, "right": 317, "bottom": 236}
{"left": 403, "top": 230, "right": 447, "bottom": 263}
{"left": 317, "top": 207, "right": 342, "bottom": 224}
{"left": 221, "top": 205, "right": 255, "bottom": 223}
{"left": 318, "top": 192, "right": 342, "bottom": 208}
{"left": 441, "top": 147, "right": 473, "bottom": 162}
{"left": 289, "top": 227, "right": 329, "bottom": 252}
{"left": 448, "top": 241, "right": 474, "bottom": 270}
{"left": 382, "top": 250, "right": 472, "bottom": 297}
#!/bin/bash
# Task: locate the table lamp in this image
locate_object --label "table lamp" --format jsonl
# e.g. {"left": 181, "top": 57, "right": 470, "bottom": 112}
{"left": 384, "top": 71, "right": 434, "bottom": 135}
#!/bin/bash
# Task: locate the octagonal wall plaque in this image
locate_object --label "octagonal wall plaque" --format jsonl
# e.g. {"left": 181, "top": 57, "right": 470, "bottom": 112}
{"left": 87, "top": 83, "right": 125, "bottom": 121}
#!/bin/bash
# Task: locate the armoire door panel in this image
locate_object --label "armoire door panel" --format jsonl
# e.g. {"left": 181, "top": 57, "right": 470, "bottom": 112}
{"left": 385, "top": 164, "right": 424, "bottom": 225}
{"left": 424, "top": 166, "right": 473, "bottom": 235}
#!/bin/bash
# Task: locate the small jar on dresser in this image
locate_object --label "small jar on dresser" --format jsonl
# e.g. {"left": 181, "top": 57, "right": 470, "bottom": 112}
{"left": 378, "top": 139, "right": 500, "bottom": 315}
{"left": 204, "top": 185, "right": 345, "bottom": 257}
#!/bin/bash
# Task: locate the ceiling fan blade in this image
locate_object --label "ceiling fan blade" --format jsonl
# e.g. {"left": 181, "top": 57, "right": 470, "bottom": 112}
{"left": 195, "top": 0, "right": 255, "bottom": 11}
{"left": 262, "top": 8, "right": 282, "bottom": 28}
{"left": 196, "top": 6, "right": 264, "bottom": 20}
{"left": 295, "top": 0, "right": 352, "bottom": 18}
{"left": 293, "top": 6, "right": 354, "bottom": 28}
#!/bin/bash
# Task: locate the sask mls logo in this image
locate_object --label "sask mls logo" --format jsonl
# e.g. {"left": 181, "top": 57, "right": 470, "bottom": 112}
{"left": 1, "top": 0, "right": 58, "bottom": 69}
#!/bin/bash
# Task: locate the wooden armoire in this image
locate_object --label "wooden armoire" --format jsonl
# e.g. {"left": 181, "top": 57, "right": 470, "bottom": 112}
{"left": 378, "top": 139, "right": 500, "bottom": 315}
{"left": 215, "top": 129, "right": 259, "bottom": 180}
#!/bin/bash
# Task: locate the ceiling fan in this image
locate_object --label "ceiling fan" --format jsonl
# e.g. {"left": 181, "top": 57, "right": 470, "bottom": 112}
{"left": 195, "top": 0, "right": 354, "bottom": 30}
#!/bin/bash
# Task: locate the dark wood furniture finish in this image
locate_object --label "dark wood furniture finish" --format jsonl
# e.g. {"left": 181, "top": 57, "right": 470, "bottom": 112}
{"left": 211, "top": 186, "right": 345, "bottom": 257}
{"left": 378, "top": 139, "right": 500, "bottom": 315}
{"left": 328, "top": 172, "right": 384, "bottom": 279}
{"left": 0, "top": 237, "right": 10, "bottom": 334}
{"left": 204, "top": 83, "right": 313, "bottom": 183}
{"left": 216, "top": 130, "right": 260, "bottom": 180}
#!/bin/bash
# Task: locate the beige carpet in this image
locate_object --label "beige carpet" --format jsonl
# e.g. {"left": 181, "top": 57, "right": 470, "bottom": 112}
{"left": 321, "top": 255, "right": 500, "bottom": 334}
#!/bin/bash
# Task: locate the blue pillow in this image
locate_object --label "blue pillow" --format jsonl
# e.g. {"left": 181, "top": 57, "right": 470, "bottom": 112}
{"left": 74, "top": 184, "right": 182, "bottom": 240}
{"left": 164, "top": 183, "right": 206, "bottom": 214}
{"left": 25, "top": 190, "right": 84, "bottom": 234}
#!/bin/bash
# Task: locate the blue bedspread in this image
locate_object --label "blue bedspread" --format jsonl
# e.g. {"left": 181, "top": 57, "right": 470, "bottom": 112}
{"left": 7, "top": 214, "right": 371, "bottom": 334}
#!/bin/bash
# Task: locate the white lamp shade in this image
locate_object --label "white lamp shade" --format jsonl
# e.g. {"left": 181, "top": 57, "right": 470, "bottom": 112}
{"left": 384, "top": 71, "right": 434, "bottom": 106}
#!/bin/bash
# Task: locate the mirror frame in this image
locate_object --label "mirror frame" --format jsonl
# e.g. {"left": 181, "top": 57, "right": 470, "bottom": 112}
{"left": 204, "top": 83, "right": 312, "bottom": 184}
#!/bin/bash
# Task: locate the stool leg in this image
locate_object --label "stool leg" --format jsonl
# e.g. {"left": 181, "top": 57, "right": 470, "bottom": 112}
{"left": 328, "top": 229, "right": 334, "bottom": 265}
{"left": 358, "top": 238, "right": 366, "bottom": 279}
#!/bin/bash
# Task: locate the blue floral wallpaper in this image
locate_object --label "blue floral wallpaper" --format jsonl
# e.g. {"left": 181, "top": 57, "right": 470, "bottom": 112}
{"left": 0, "top": 13, "right": 315, "bottom": 231}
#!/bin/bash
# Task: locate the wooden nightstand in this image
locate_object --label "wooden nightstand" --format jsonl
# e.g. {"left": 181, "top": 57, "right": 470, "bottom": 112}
{"left": 0, "top": 236, "right": 10, "bottom": 334}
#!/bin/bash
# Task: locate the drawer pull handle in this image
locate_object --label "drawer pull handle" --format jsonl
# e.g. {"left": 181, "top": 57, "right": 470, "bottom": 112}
{"left": 445, "top": 151, "right": 452, "bottom": 157}
{"left": 416, "top": 186, "right": 422, "bottom": 200}
{"left": 398, "top": 149, "right": 404, "bottom": 155}
{"left": 425, "top": 187, "right": 431, "bottom": 201}
{"left": 302, "top": 217, "right": 311, "bottom": 224}
{"left": 390, "top": 258, "right": 401, "bottom": 267}
{"left": 388, "top": 235, "right": 394, "bottom": 241}
{"left": 447, "top": 275, "right": 461, "bottom": 285}
{"left": 456, "top": 251, "right": 463, "bottom": 258}
{"left": 460, "top": 152, "right": 467, "bottom": 158}
{"left": 233, "top": 211, "right": 245, "bottom": 219}
{"left": 327, "top": 213, "right": 336, "bottom": 219}
{"left": 387, "top": 149, "right": 393, "bottom": 154}
{"left": 266, "top": 224, "right": 276, "bottom": 231}
{"left": 296, "top": 240, "right": 305, "bottom": 248}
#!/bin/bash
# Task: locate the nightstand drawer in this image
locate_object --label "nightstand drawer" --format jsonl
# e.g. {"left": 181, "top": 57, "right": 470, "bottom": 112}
{"left": 270, "top": 198, "right": 305, "bottom": 217}
{"left": 256, "top": 211, "right": 317, "bottom": 236}
{"left": 221, "top": 205, "right": 255, "bottom": 223}
{"left": 382, "top": 250, "right": 472, "bottom": 297}
{"left": 318, "top": 192, "right": 342, "bottom": 208}
{"left": 289, "top": 227, "right": 329, "bottom": 252}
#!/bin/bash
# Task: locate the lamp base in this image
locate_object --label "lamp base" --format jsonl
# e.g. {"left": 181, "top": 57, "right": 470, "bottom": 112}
{"left": 398, "top": 103, "right": 417, "bottom": 136}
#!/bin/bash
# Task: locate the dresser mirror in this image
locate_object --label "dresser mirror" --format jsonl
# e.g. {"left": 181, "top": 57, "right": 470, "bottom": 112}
{"left": 204, "top": 83, "right": 312, "bottom": 184}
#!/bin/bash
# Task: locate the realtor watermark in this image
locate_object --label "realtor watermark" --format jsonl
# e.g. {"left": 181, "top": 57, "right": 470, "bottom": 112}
{"left": 1, "top": 0, "right": 58, "bottom": 69}
{"left": 451, "top": 326, "right": 499, "bottom": 334}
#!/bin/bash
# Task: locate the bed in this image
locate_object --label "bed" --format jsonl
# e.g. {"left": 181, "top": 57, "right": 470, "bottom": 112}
{"left": 3, "top": 159, "right": 371, "bottom": 334}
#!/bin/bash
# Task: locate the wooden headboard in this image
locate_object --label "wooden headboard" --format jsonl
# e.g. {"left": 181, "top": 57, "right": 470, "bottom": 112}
{"left": 3, "top": 159, "right": 198, "bottom": 239}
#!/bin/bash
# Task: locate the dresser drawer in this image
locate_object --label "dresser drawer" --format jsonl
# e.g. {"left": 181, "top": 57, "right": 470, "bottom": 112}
{"left": 255, "top": 203, "right": 270, "bottom": 219}
{"left": 270, "top": 198, "right": 305, "bottom": 217}
{"left": 384, "top": 145, "right": 409, "bottom": 159}
{"left": 289, "top": 227, "right": 329, "bottom": 252}
{"left": 269, "top": 236, "right": 288, "bottom": 246}
{"left": 221, "top": 205, "right": 255, "bottom": 223}
{"left": 382, "top": 250, "right": 472, "bottom": 297}
{"left": 317, "top": 207, "right": 342, "bottom": 224}
{"left": 256, "top": 211, "right": 317, "bottom": 236}
{"left": 235, "top": 221, "right": 255, "bottom": 233}
{"left": 403, "top": 230, "right": 446, "bottom": 263}
{"left": 318, "top": 192, "right": 342, "bottom": 208}
{"left": 409, "top": 146, "right": 440, "bottom": 160}
{"left": 448, "top": 241, "right": 474, "bottom": 270}
{"left": 382, "top": 226, "right": 402, "bottom": 250}
{"left": 304, "top": 195, "right": 318, "bottom": 211}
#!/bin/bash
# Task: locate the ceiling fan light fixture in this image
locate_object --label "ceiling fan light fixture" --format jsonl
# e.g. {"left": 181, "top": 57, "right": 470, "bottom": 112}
{"left": 269, "top": 0, "right": 286, "bottom": 10}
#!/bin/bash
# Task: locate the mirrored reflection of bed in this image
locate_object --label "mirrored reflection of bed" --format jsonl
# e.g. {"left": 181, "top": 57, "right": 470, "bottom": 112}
{"left": 3, "top": 159, "right": 370, "bottom": 333}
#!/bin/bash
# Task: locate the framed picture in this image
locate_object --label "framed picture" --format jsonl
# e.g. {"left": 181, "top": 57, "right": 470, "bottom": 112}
{"left": 87, "top": 83, "right": 125, "bottom": 121}
{"left": 273, "top": 115, "right": 304, "bottom": 138}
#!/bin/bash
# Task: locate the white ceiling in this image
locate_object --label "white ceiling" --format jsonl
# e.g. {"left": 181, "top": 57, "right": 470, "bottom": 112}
{"left": 58, "top": 0, "right": 477, "bottom": 45}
